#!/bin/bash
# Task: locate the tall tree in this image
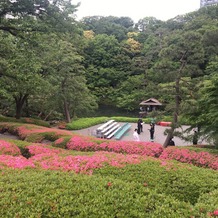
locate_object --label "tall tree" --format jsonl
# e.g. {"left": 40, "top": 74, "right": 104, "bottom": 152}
{"left": 0, "top": 0, "right": 80, "bottom": 36}
{"left": 0, "top": 33, "right": 47, "bottom": 118}
{"left": 185, "top": 59, "right": 218, "bottom": 145}
{"left": 43, "top": 36, "right": 97, "bottom": 122}
{"left": 155, "top": 30, "right": 205, "bottom": 147}
{"left": 81, "top": 16, "right": 134, "bottom": 41}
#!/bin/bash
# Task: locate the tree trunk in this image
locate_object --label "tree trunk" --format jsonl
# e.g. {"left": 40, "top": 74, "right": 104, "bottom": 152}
{"left": 14, "top": 94, "right": 28, "bottom": 119}
{"left": 163, "top": 53, "right": 187, "bottom": 148}
{"left": 38, "top": 111, "right": 43, "bottom": 118}
{"left": 61, "top": 78, "right": 71, "bottom": 123}
{"left": 63, "top": 99, "right": 71, "bottom": 123}
{"left": 163, "top": 77, "right": 180, "bottom": 147}
{"left": 25, "top": 98, "right": 30, "bottom": 117}
{"left": 44, "top": 111, "right": 53, "bottom": 121}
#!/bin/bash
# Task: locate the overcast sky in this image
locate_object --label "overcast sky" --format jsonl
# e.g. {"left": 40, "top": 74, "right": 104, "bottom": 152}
{"left": 74, "top": 0, "right": 200, "bottom": 22}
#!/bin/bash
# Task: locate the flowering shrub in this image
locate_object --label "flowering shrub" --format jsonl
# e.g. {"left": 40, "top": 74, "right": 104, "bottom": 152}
{"left": 29, "top": 151, "right": 147, "bottom": 174}
{"left": 160, "top": 147, "right": 218, "bottom": 170}
{"left": 66, "top": 136, "right": 163, "bottom": 157}
{"left": 0, "top": 155, "right": 35, "bottom": 169}
{"left": 213, "top": 210, "right": 218, "bottom": 216}
{"left": 26, "top": 144, "right": 65, "bottom": 156}
{"left": 1, "top": 123, "right": 218, "bottom": 173}
{"left": 16, "top": 125, "right": 73, "bottom": 140}
{"left": 54, "top": 138, "right": 65, "bottom": 145}
{"left": 0, "top": 123, "right": 75, "bottom": 143}
{"left": 0, "top": 140, "right": 147, "bottom": 173}
{"left": 53, "top": 137, "right": 71, "bottom": 149}
{"left": 0, "top": 140, "right": 21, "bottom": 156}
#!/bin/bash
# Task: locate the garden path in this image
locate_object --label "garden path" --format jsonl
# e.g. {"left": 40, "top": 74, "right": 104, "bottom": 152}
{"left": 72, "top": 122, "right": 201, "bottom": 146}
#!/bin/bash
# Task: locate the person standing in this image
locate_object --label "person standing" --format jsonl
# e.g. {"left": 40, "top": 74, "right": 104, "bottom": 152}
{"left": 193, "top": 130, "right": 198, "bottom": 145}
{"left": 168, "top": 137, "right": 175, "bottom": 146}
{"left": 137, "top": 119, "right": 143, "bottom": 134}
{"left": 149, "top": 123, "right": 155, "bottom": 141}
{"left": 133, "top": 128, "right": 140, "bottom": 141}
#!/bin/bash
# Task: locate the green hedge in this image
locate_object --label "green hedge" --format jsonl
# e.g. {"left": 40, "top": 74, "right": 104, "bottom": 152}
{"left": 0, "top": 169, "right": 193, "bottom": 218}
{"left": 66, "top": 116, "right": 155, "bottom": 130}
{"left": 1, "top": 163, "right": 218, "bottom": 217}
{"left": 66, "top": 117, "right": 109, "bottom": 130}
{"left": 94, "top": 159, "right": 218, "bottom": 205}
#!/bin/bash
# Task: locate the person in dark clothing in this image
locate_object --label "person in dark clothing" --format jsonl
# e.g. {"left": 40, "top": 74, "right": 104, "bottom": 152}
{"left": 168, "top": 137, "right": 175, "bottom": 146}
{"left": 137, "top": 119, "right": 143, "bottom": 134}
{"left": 149, "top": 123, "right": 155, "bottom": 141}
{"left": 193, "top": 130, "right": 198, "bottom": 145}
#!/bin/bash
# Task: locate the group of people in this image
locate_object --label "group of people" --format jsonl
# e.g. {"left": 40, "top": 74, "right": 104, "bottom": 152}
{"left": 133, "top": 119, "right": 199, "bottom": 146}
{"left": 133, "top": 119, "right": 156, "bottom": 142}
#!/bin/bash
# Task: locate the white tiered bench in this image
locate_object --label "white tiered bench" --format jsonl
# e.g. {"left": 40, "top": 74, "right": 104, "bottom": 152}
{"left": 104, "top": 124, "right": 120, "bottom": 139}
{"left": 95, "top": 120, "right": 131, "bottom": 140}
{"left": 106, "top": 126, "right": 121, "bottom": 139}
{"left": 96, "top": 120, "right": 115, "bottom": 138}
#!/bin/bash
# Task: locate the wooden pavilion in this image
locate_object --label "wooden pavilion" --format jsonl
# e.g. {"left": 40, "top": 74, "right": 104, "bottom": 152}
{"left": 139, "top": 98, "right": 162, "bottom": 117}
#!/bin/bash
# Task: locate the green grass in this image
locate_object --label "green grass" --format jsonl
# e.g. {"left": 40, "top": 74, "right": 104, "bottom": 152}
{"left": 66, "top": 116, "right": 156, "bottom": 130}
{"left": 66, "top": 117, "right": 109, "bottom": 130}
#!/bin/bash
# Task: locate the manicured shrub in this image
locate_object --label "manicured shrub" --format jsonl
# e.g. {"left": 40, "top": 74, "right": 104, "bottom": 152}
{"left": 0, "top": 155, "right": 35, "bottom": 169}
{"left": 53, "top": 136, "right": 71, "bottom": 149}
{"left": 66, "top": 135, "right": 163, "bottom": 157}
{"left": 95, "top": 159, "right": 218, "bottom": 205}
{"left": 24, "top": 133, "right": 45, "bottom": 143}
{"left": 0, "top": 169, "right": 194, "bottom": 218}
{"left": 0, "top": 115, "right": 49, "bottom": 127}
{"left": 66, "top": 117, "right": 109, "bottom": 130}
{"left": 66, "top": 116, "right": 158, "bottom": 130}
{"left": 0, "top": 140, "right": 21, "bottom": 156}
{"left": 0, "top": 123, "right": 73, "bottom": 142}
{"left": 160, "top": 147, "right": 218, "bottom": 170}
{"left": 192, "top": 189, "right": 218, "bottom": 217}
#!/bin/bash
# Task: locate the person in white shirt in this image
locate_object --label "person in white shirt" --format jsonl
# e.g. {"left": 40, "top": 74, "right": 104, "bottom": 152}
{"left": 133, "top": 128, "right": 140, "bottom": 141}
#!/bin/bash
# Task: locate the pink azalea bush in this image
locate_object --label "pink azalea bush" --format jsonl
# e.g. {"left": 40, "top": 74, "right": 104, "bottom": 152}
{"left": 16, "top": 125, "right": 73, "bottom": 140}
{"left": 160, "top": 147, "right": 218, "bottom": 170}
{"left": 53, "top": 137, "right": 71, "bottom": 149}
{"left": 26, "top": 144, "right": 65, "bottom": 156}
{"left": 0, "top": 123, "right": 74, "bottom": 141}
{"left": 0, "top": 139, "right": 148, "bottom": 173}
{"left": 66, "top": 136, "right": 163, "bottom": 157}
{"left": 0, "top": 155, "right": 35, "bottom": 169}
{"left": 29, "top": 151, "right": 147, "bottom": 174}
{"left": 54, "top": 138, "right": 65, "bottom": 145}
{"left": 213, "top": 210, "right": 218, "bottom": 216}
{"left": 0, "top": 140, "right": 21, "bottom": 156}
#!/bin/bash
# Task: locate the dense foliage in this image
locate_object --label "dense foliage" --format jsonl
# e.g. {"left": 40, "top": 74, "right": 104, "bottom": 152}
{"left": 1, "top": 2, "right": 218, "bottom": 215}
{"left": 0, "top": 4, "right": 218, "bottom": 140}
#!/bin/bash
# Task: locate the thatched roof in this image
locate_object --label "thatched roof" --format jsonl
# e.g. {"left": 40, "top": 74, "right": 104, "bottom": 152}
{"left": 139, "top": 98, "right": 162, "bottom": 106}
